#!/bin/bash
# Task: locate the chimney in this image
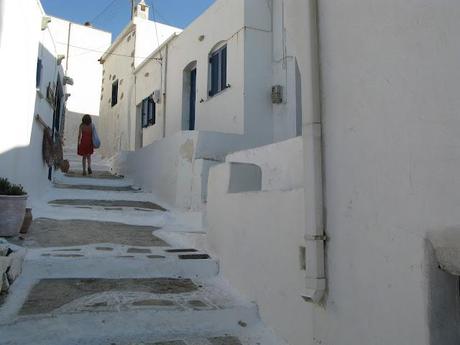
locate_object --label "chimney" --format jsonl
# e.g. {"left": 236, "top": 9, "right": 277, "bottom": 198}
{"left": 134, "top": 0, "right": 149, "bottom": 20}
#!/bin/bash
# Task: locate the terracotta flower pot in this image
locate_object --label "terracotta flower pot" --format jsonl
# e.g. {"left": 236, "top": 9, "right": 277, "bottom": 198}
{"left": 20, "top": 208, "right": 33, "bottom": 234}
{"left": 0, "top": 195, "right": 27, "bottom": 237}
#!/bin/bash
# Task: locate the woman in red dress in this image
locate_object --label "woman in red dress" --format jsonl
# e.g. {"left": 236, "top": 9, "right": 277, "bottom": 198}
{"left": 77, "top": 115, "right": 94, "bottom": 176}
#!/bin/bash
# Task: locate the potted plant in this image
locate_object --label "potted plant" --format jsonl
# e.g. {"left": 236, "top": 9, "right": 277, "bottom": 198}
{"left": 0, "top": 178, "right": 27, "bottom": 237}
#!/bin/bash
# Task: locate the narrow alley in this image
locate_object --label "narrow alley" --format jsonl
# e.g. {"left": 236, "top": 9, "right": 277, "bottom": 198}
{"left": 0, "top": 150, "right": 283, "bottom": 345}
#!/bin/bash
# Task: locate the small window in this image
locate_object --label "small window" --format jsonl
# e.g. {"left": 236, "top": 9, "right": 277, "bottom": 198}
{"left": 209, "top": 45, "right": 227, "bottom": 97}
{"left": 36, "top": 58, "right": 43, "bottom": 88}
{"left": 111, "top": 80, "right": 119, "bottom": 107}
{"left": 141, "top": 95, "right": 156, "bottom": 128}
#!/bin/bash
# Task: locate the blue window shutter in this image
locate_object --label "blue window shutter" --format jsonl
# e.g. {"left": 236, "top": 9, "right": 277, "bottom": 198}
{"left": 142, "top": 99, "right": 148, "bottom": 128}
{"left": 36, "top": 59, "right": 42, "bottom": 88}
{"left": 220, "top": 47, "right": 227, "bottom": 91}
{"left": 148, "top": 97, "right": 156, "bottom": 125}
{"left": 210, "top": 53, "right": 219, "bottom": 96}
{"left": 152, "top": 99, "right": 156, "bottom": 125}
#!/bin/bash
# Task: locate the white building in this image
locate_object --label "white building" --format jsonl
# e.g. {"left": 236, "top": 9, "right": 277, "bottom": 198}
{"left": 98, "top": 0, "right": 182, "bottom": 158}
{"left": 0, "top": 0, "right": 66, "bottom": 199}
{"left": 109, "top": 0, "right": 460, "bottom": 345}
{"left": 47, "top": 17, "right": 112, "bottom": 149}
{"left": 0, "top": 0, "right": 111, "bottom": 199}
{"left": 106, "top": 0, "right": 304, "bottom": 211}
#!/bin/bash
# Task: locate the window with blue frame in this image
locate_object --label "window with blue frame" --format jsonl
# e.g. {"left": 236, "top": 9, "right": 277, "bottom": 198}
{"left": 209, "top": 45, "right": 227, "bottom": 97}
{"left": 36, "top": 58, "right": 43, "bottom": 88}
{"left": 141, "top": 95, "right": 156, "bottom": 128}
{"left": 111, "top": 80, "right": 119, "bottom": 107}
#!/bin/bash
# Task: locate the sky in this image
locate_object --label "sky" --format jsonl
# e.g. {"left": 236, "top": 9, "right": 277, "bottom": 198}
{"left": 41, "top": 0, "right": 215, "bottom": 39}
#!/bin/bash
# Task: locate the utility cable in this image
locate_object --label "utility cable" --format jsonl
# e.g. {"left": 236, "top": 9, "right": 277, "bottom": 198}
{"left": 90, "top": 0, "right": 123, "bottom": 24}
{"left": 55, "top": 41, "right": 162, "bottom": 62}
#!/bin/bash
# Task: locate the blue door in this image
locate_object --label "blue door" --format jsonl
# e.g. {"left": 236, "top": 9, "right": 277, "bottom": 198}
{"left": 189, "top": 68, "right": 196, "bottom": 130}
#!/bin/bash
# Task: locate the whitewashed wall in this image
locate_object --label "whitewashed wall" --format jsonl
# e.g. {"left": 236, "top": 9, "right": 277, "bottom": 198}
{"left": 207, "top": 159, "right": 312, "bottom": 345}
{"left": 99, "top": 18, "right": 181, "bottom": 158}
{"left": 315, "top": 1, "right": 460, "bottom": 344}
{"left": 0, "top": 0, "right": 63, "bottom": 200}
{"left": 132, "top": 0, "right": 281, "bottom": 148}
{"left": 99, "top": 24, "right": 136, "bottom": 158}
{"left": 134, "top": 44, "right": 167, "bottom": 147}
{"left": 226, "top": 137, "right": 303, "bottom": 191}
{"left": 209, "top": 1, "right": 460, "bottom": 345}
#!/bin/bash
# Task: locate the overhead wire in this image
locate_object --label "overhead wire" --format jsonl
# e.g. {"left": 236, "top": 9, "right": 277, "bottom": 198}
{"left": 56, "top": 41, "right": 162, "bottom": 62}
{"left": 90, "top": 0, "right": 123, "bottom": 24}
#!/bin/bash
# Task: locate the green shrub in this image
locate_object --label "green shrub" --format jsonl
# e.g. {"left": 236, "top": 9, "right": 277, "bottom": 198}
{"left": 0, "top": 178, "right": 26, "bottom": 196}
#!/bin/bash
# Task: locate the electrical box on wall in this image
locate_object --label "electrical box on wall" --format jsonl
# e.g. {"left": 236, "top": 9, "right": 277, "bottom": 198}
{"left": 272, "top": 85, "right": 283, "bottom": 104}
{"left": 152, "top": 90, "right": 161, "bottom": 103}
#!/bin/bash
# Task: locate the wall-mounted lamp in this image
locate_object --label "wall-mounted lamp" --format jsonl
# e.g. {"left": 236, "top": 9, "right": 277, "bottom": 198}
{"left": 65, "top": 93, "right": 71, "bottom": 101}
{"left": 63, "top": 76, "right": 74, "bottom": 86}
{"left": 41, "top": 16, "right": 52, "bottom": 31}
{"left": 57, "top": 55, "right": 65, "bottom": 65}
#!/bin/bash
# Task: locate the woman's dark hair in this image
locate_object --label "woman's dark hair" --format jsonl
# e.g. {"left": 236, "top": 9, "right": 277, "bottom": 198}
{"left": 82, "top": 114, "right": 92, "bottom": 126}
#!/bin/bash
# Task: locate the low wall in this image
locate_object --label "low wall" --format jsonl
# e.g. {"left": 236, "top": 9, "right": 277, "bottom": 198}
{"left": 113, "top": 130, "right": 269, "bottom": 210}
{"left": 225, "top": 136, "right": 303, "bottom": 191}
{"left": 207, "top": 162, "right": 313, "bottom": 345}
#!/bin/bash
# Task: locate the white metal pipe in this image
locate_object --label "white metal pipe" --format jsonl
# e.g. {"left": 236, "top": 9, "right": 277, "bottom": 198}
{"left": 302, "top": 0, "right": 326, "bottom": 304}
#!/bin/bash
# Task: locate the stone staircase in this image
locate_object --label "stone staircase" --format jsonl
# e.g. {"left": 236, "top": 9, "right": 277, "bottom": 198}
{"left": 0, "top": 151, "right": 285, "bottom": 345}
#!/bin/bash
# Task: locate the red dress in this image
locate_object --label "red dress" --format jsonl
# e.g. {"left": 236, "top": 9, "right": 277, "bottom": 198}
{"left": 78, "top": 125, "right": 94, "bottom": 156}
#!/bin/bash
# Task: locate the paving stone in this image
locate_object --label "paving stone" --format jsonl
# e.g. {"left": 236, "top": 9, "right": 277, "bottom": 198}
{"left": 49, "top": 199, "right": 167, "bottom": 211}
{"left": 188, "top": 300, "right": 209, "bottom": 309}
{"left": 12, "top": 218, "right": 167, "bottom": 248}
{"left": 208, "top": 337, "right": 243, "bottom": 345}
{"left": 127, "top": 248, "right": 151, "bottom": 254}
{"left": 65, "top": 171, "right": 123, "bottom": 180}
{"left": 52, "top": 248, "right": 82, "bottom": 252}
{"left": 165, "top": 249, "right": 198, "bottom": 253}
{"left": 54, "top": 184, "right": 139, "bottom": 192}
{"left": 86, "top": 301, "right": 108, "bottom": 308}
{"left": 52, "top": 254, "right": 85, "bottom": 258}
{"left": 150, "top": 341, "right": 186, "bottom": 345}
{"left": 96, "top": 247, "right": 114, "bottom": 251}
{"left": 132, "top": 299, "right": 175, "bottom": 307}
{"left": 20, "top": 278, "right": 198, "bottom": 315}
{"left": 178, "top": 254, "right": 211, "bottom": 260}
{"left": 147, "top": 255, "right": 165, "bottom": 259}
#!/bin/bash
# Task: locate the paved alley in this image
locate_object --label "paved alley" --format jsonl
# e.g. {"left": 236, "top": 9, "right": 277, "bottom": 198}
{"left": 0, "top": 151, "right": 283, "bottom": 345}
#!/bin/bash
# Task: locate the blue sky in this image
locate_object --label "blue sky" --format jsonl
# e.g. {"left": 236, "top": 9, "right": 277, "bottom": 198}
{"left": 41, "top": 0, "right": 215, "bottom": 38}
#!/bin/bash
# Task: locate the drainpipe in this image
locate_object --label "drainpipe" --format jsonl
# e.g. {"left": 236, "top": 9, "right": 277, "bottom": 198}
{"left": 65, "top": 23, "right": 71, "bottom": 74}
{"left": 162, "top": 44, "right": 169, "bottom": 138}
{"left": 302, "top": 0, "right": 326, "bottom": 304}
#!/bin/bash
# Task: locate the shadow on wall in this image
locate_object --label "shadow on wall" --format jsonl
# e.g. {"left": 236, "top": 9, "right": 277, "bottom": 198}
{"left": 63, "top": 112, "right": 99, "bottom": 150}
{"left": 426, "top": 239, "right": 460, "bottom": 345}
{"left": 0, "top": 122, "right": 50, "bottom": 199}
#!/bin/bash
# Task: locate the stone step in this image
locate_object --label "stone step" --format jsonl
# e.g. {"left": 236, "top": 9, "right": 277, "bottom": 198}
{"left": 48, "top": 199, "right": 167, "bottom": 212}
{"left": 0, "top": 306, "right": 271, "bottom": 345}
{"left": 54, "top": 172, "right": 133, "bottom": 188}
{"left": 23, "top": 247, "right": 218, "bottom": 280}
{"left": 54, "top": 183, "right": 140, "bottom": 192}
{"left": 64, "top": 171, "right": 124, "bottom": 180}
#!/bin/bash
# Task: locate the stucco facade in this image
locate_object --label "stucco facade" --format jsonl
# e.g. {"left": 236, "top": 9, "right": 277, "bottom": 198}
{"left": 207, "top": 1, "right": 460, "bottom": 345}
{"left": 133, "top": 0, "right": 301, "bottom": 149}
{"left": 98, "top": 3, "right": 182, "bottom": 158}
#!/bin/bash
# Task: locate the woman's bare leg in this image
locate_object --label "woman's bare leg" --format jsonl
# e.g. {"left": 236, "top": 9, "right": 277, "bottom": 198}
{"left": 87, "top": 155, "right": 92, "bottom": 174}
{"left": 82, "top": 156, "right": 86, "bottom": 175}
